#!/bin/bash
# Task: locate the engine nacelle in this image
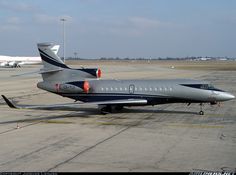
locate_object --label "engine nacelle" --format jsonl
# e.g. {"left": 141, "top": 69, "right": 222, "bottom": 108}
{"left": 78, "top": 68, "right": 102, "bottom": 79}
{"left": 8, "top": 61, "right": 19, "bottom": 68}
{"left": 37, "top": 81, "right": 90, "bottom": 93}
{"left": 0, "top": 62, "right": 9, "bottom": 66}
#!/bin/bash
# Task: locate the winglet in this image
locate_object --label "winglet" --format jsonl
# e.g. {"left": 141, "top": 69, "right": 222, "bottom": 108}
{"left": 1, "top": 95, "right": 17, "bottom": 108}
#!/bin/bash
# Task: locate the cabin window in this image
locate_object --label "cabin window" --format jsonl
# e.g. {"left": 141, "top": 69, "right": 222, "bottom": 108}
{"left": 135, "top": 87, "right": 138, "bottom": 91}
{"left": 139, "top": 87, "right": 142, "bottom": 91}
{"left": 120, "top": 87, "right": 122, "bottom": 91}
{"left": 159, "top": 87, "right": 162, "bottom": 91}
{"left": 101, "top": 87, "right": 104, "bottom": 91}
{"left": 115, "top": 87, "right": 118, "bottom": 91}
{"left": 170, "top": 87, "right": 173, "bottom": 91}
{"left": 145, "top": 88, "right": 147, "bottom": 91}
{"left": 125, "top": 87, "right": 127, "bottom": 91}
{"left": 110, "top": 87, "right": 113, "bottom": 91}
{"left": 150, "top": 88, "right": 152, "bottom": 91}
{"left": 106, "top": 87, "right": 109, "bottom": 91}
{"left": 155, "top": 88, "right": 157, "bottom": 91}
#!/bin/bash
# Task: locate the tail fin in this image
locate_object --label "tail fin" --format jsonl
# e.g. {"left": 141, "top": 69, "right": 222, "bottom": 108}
{"left": 37, "top": 43, "right": 69, "bottom": 70}
{"left": 37, "top": 43, "right": 102, "bottom": 83}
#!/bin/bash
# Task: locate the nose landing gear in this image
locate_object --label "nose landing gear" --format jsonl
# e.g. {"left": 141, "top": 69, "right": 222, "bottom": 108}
{"left": 199, "top": 110, "right": 204, "bottom": 115}
{"left": 199, "top": 103, "right": 204, "bottom": 115}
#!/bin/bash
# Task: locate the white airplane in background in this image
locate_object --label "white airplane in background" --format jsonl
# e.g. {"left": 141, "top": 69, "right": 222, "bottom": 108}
{"left": 0, "top": 45, "right": 60, "bottom": 68}
{"left": 0, "top": 55, "right": 41, "bottom": 68}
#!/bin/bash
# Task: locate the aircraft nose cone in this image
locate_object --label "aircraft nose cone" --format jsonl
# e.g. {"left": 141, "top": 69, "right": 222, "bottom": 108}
{"left": 218, "top": 92, "right": 235, "bottom": 101}
{"left": 229, "top": 94, "right": 235, "bottom": 100}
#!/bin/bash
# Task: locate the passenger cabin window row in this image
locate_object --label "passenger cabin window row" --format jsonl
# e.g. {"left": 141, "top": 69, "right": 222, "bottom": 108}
{"left": 101, "top": 86, "right": 173, "bottom": 92}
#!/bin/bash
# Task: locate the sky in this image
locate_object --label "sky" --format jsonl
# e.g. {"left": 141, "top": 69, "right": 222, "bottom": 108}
{"left": 0, "top": 0, "right": 236, "bottom": 58}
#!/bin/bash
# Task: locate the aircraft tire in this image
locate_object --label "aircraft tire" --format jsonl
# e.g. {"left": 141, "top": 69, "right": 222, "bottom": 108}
{"left": 199, "top": 111, "right": 204, "bottom": 115}
{"left": 101, "top": 105, "right": 112, "bottom": 115}
{"left": 115, "top": 105, "right": 124, "bottom": 111}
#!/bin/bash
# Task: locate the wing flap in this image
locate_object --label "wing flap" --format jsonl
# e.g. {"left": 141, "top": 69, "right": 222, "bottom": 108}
{"left": 93, "top": 99, "right": 147, "bottom": 105}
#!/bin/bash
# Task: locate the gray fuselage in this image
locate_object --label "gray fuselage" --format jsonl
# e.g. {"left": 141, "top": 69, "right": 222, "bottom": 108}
{"left": 38, "top": 78, "right": 234, "bottom": 106}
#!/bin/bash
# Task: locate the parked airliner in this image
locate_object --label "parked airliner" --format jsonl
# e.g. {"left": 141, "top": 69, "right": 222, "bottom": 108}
{"left": 2, "top": 43, "right": 235, "bottom": 115}
{"left": 0, "top": 45, "right": 59, "bottom": 68}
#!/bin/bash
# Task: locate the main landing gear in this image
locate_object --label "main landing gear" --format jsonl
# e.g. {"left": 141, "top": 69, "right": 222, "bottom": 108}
{"left": 100, "top": 105, "right": 124, "bottom": 115}
{"left": 199, "top": 103, "right": 204, "bottom": 115}
{"left": 101, "top": 105, "right": 112, "bottom": 115}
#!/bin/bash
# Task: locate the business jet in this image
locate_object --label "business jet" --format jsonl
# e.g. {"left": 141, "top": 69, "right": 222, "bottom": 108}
{"left": 0, "top": 45, "right": 60, "bottom": 68}
{"left": 2, "top": 43, "right": 235, "bottom": 115}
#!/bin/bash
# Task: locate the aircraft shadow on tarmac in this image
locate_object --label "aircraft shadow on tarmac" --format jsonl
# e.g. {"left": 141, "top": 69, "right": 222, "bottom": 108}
{"left": 0, "top": 107, "right": 198, "bottom": 125}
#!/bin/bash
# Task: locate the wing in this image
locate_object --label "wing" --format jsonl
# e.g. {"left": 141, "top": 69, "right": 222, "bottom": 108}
{"left": 1, "top": 95, "right": 147, "bottom": 111}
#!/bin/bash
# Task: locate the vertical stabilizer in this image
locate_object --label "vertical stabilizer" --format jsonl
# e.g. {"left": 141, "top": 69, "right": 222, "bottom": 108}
{"left": 37, "top": 42, "right": 102, "bottom": 83}
{"left": 37, "top": 43, "right": 68, "bottom": 70}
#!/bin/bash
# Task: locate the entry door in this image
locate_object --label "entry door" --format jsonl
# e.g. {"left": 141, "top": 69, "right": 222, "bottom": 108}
{"left": 129, "top": 84, "right": 135, "bottom": 94}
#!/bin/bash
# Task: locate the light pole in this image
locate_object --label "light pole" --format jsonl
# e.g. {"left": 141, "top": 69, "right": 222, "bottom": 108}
{"left": 74, "top": 52, "right": 78, "bottom": 59}
{"left": 60, "top": 18, "right": 66, "bottom": 63}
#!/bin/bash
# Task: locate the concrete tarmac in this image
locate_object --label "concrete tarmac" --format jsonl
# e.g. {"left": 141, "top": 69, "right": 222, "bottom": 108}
{"left": 0, "top": 61, "right": 235, "bottom": 172}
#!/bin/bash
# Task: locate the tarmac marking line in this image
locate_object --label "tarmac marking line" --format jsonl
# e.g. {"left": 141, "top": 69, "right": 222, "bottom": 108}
{"left": 166, "top": 124, "right": 224, "bottom": 129}
{"left": 46, "top": 107, "right": 167, "bottom": 172}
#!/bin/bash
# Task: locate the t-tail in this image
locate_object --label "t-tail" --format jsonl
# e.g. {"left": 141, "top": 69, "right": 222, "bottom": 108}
{"left": 37, "top": 43, "right": 102, "bottom": 82}
{"left": 37, "top": 43, "right": 102, "bottom": 94}
{"left": 38, "top": 43, "right": 69, "bottom": 71}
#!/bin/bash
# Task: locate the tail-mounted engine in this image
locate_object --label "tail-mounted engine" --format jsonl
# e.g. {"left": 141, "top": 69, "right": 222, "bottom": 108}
{"left": 78, "top": 68, "right": 102, "bottom": 79}
{"left": 37, "top": 81, "right": 91, "bottom": 94}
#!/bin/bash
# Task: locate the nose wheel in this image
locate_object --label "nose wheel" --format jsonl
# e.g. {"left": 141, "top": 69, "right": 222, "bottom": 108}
{"left": 199, "top": 103, "right": 204, "bottom": 115}
{"left": 199, "top": 110, "right": 204, "bottom": 115}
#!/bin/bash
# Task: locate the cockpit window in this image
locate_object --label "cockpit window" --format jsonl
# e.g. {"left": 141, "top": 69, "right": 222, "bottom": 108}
{"left": 180, "top": 84, "right": 224, "bottom": 92}
{"left": 200, "top": 84, "right": 208, "bottom": 89}
{"left": 208, "top": 84, "right": 215, "bottom": 89}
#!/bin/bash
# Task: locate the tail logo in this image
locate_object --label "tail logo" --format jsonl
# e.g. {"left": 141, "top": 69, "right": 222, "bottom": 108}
{"left": 39, "top": 49, "right": 68, "bottom": 69}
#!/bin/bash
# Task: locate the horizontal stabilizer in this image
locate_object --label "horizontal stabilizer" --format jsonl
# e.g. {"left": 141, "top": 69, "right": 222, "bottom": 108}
{"left": 39, "top": 68, "right": 63, "bottom": 74}
{"left": 11, "top": 70, "right": 41, "bottom": 77}
{"left": 11, "top": 68, "right": 63, "bottom": 77}
{"left": 1, "top": 95, "right": 147, "bottom": 111}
